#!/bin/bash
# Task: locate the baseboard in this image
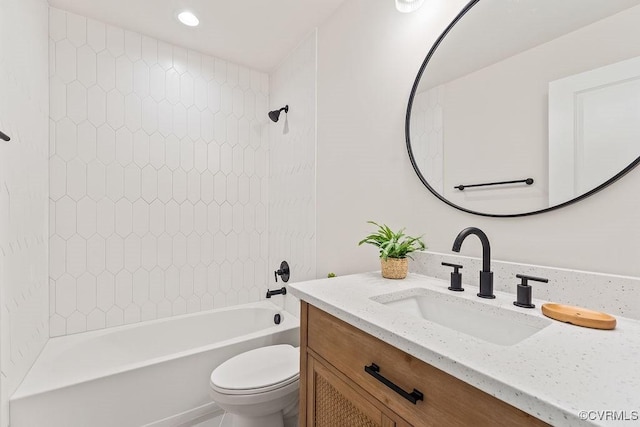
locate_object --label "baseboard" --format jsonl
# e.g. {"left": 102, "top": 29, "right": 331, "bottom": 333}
{"left": 142, "top": 402, "right": 223, "bottom": 427}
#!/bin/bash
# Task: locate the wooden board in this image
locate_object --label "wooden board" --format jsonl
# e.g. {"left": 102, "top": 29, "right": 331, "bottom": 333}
{"left": 541, "top": 303, "right": 616, "bottom": 330}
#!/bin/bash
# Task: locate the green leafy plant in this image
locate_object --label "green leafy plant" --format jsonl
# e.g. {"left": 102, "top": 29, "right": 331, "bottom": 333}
{"left": 327, "top": 272, "right": 336, "bottom": 278}
{"left": 358, "top": 221, "right": 426, "bottom": 260}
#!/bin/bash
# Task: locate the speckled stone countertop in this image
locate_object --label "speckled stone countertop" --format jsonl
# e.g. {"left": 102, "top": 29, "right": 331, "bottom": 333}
{"left": 289, "top": 272, "right": 640, "bottom": 427}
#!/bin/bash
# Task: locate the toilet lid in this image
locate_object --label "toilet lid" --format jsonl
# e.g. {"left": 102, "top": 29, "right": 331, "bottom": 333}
{"left": 210, "top": 345, "right": 299, "bottom": 395}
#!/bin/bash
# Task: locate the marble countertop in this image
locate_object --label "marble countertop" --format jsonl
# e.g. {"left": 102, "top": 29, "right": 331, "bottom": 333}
{"left": 289, "top": 272, "right": 640, "bottom": 427}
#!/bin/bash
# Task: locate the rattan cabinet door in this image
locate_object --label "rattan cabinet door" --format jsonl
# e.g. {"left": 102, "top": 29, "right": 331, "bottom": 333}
{"left": 306, "top": 354, "right": 399, "bottom": 427}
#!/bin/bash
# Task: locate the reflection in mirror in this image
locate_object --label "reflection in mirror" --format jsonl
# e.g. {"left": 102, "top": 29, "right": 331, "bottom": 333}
{"left": 407, "top": 0, "right": 640, "bottom": 216}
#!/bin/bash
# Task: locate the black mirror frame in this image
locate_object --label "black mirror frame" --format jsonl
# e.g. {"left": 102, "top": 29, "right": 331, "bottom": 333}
{"left": 405, "top": 0, "right": 640, "bottom": 218}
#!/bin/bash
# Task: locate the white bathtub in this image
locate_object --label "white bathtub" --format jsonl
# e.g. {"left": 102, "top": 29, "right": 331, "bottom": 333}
{"left": 11, "top": 301, "right": 299, "bottom": 427}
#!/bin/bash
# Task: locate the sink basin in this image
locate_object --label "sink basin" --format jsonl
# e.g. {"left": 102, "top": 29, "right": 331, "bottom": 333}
{"left": 371, "top": 289, "right": 551, "bottom": 346}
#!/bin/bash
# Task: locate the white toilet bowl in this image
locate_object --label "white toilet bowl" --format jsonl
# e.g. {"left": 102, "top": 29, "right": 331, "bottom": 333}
{"left": 209, "top": 344, "right": 299, "bottom": 427}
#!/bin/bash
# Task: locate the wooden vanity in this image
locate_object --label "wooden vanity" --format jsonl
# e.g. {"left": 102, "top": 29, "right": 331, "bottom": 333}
{"left": 299, "top": 302, "right": 548, "bottom": 427}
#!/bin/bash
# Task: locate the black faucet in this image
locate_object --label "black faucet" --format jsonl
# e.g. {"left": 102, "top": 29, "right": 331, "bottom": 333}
{"left": 266, "top": 287, "right": 287, "bottom": 298}
{"left": 451, "top": 227, "right": 495, "bottom": 299}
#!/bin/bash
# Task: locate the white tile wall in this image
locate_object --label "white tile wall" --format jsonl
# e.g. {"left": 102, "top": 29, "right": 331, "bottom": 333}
{"left": 49, "top": 8, "right": 271, "bottom": 336}
{"left": 0, "top": 0, "right": 50, "bottom": 424}
{"left": 269, "top": 31, "right": 317, "bottom": 314}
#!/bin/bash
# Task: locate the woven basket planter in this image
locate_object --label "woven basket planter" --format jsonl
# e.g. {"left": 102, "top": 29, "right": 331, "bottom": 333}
{"left": 380, "top": 257, "right": 408, "bottom": 279}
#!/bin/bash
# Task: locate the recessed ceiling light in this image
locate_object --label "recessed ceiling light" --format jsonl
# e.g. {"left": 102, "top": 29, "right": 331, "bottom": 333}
{"left": 395, "top": 0, "right": 424, "bottom": 13}
{"left": 178, "top": 11, "right": 199, "bottom": 27}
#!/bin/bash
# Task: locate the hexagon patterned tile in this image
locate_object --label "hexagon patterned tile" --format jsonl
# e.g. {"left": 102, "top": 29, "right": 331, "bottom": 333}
{"left": 49, "top": 8, "right": 270, "bottom": 336}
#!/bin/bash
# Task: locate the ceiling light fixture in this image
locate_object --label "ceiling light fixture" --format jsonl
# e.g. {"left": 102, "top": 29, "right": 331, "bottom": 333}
{"left": 177, "top": 11, "right": 200, "bottom": 27}
{"left": 395, "top": 0, "right": 425, "bottom": 13}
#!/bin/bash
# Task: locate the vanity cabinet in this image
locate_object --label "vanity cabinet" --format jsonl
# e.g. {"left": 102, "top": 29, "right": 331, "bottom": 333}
{"left": 299, "top": 302, "right": 548, "bottom": 427}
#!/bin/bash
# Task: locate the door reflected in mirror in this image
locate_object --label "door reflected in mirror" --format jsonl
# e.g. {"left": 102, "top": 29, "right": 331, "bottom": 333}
{"left": 407, "top": 0, "right": 640, "bottom": 216}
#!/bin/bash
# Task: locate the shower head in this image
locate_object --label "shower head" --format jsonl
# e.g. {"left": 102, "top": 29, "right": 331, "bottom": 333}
{"left": 268, "top": 105, "right": 289, "bottom": 123}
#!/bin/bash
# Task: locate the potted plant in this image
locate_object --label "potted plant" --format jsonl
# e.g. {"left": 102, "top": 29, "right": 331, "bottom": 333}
{"left": 358, "top": 221, "right": 426, "bottom": 279}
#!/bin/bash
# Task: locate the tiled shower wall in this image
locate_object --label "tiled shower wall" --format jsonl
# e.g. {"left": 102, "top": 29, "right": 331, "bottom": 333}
{"left": 49, "top": 8, "right": 270, "bottom": 336}
{"left": 269, "top": 31, "right": 317, "bottom": 299}
{"left": 0, "top": 0, "right": 49, "bottom": 424}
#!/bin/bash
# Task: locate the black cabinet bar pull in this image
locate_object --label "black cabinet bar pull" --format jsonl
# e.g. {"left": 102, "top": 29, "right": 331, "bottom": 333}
{"left": 364, "top": 363, "right": 424, "bottom": 404}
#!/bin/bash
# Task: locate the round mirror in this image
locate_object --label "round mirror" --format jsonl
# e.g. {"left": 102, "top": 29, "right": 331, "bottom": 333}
{"left": 406, "top": 0, "right": 640, "bottom": 217}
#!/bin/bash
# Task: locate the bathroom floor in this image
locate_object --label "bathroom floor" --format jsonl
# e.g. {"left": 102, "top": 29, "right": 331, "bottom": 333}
{"left": 190, "top": 413, "right": 223, "bottom": 427}
{"left": 190, "top": 412, "right": 297, "bottom": 427}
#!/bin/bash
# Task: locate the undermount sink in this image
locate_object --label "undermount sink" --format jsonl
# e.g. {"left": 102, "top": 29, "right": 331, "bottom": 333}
{"left": 371, "top": 289, "right": 551, "bottom": 346}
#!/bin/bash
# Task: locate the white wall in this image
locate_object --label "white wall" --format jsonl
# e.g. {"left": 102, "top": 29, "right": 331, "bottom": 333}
{"left": 409, "top": 85, "right": 444, "bottom": 195}
{"left": 49, "top": 8, "right": 271, "bottom": 336}
{"left": 316, "top": 0, "right": 640, "bottom": 278}
{"left": 269, "top": 31, "right": 317, "bottom": 314}
{"left": 0, "top": 0, "right": 50, "bottom": 424}
{"left": 437, "top": 4, "right": 640, "bottom": 214}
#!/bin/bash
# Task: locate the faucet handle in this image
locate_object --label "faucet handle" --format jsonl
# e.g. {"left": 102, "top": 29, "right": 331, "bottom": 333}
{"left": 516, "top": 274, "right": 548, "bottom": 285}
{"left": 442, "top": 262, "right": 464, "bottom": 292}
{"left": 442, "top": 262, "right": 463, "bottom": 272}
{"left": 274, "top": 261, "right": 290, "bottom": 283}
{"left": 514, "top": 274, "right": 548, "bottom": 308}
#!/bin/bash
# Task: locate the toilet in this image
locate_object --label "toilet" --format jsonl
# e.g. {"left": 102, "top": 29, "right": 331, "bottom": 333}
{"left": 209, "top": 344, "right": 300, "bottom": 427}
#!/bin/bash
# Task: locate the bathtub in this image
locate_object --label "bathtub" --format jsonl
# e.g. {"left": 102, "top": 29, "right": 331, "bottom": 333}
{"left": 11, "top": 301, "right": 299, "bottom": 427}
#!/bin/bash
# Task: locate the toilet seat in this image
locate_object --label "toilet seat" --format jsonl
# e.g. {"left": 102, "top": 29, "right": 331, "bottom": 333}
{"left": 210, "top": 344, "right": 299, "bottom": 396}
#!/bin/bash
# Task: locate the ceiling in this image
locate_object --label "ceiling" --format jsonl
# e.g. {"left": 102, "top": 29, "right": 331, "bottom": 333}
{"left": 420, "top": 0, "right": 640, "bottom": 90}
{"left": 48, "top": 0, "right": 348, "bottom": 72}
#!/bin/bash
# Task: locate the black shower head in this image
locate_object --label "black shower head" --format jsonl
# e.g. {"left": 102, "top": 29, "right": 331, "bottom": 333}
{"left": 268, "top": 110, "right": 280, "bottom": 122}
{"left": 268, "top": 105, "right": 289, "bottom": 123}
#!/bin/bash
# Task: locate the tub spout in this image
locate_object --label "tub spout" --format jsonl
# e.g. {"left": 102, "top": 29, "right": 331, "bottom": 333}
{"left": 266, "top": 287, "right": 287, "bottom": 298}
